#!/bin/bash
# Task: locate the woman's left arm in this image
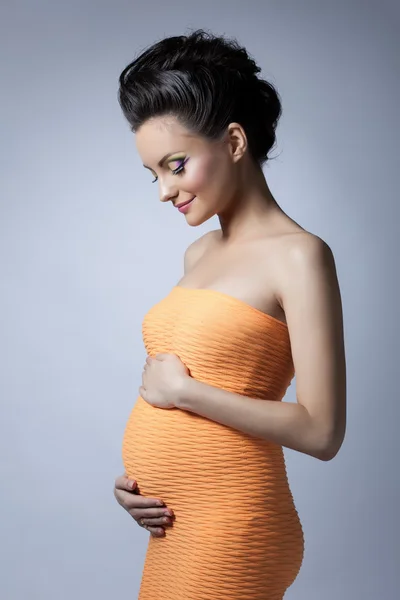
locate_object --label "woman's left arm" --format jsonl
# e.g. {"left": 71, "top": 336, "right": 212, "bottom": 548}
{"left": 176, "top": 236, "right": 347, "bottom": 462}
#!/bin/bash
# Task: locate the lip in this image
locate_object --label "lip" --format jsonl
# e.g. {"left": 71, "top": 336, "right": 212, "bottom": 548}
{"left": 176, "top": 196, "right": 196, "bottom": 209}
{"left": 176, "top": 197, "right": 196, "bottom": 213}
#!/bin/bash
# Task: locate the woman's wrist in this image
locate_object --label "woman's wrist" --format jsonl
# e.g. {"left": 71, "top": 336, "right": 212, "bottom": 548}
{"left": 175, "top": 375, "right": 199, "bottom": 411}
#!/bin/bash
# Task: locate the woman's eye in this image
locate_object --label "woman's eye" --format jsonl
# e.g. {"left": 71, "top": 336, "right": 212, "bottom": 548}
{"left": 151, "top": 158, "right": 187, "bottom": 184}
{"left": 171, "top": 161, "right": 185, "bottom": 175}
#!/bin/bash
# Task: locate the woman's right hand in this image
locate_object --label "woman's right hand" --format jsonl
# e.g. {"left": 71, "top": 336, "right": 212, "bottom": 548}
{"left": 114, "top": 474, "right": 175, "bottom": 537}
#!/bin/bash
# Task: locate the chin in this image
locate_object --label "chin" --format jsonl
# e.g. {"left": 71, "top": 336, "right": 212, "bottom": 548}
{"left": 185, "top": 208, "right": 216, "bottom": 227}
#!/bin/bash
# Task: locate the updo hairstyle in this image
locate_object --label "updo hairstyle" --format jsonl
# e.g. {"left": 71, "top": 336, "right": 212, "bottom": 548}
{"left": 118, "top": 29, "right": 282, "bottom": 165}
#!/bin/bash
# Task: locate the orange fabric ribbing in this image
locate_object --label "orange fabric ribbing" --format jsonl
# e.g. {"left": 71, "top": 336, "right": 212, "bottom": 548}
{"left": 122, "top": 286, "right": 304, "bottom": 599}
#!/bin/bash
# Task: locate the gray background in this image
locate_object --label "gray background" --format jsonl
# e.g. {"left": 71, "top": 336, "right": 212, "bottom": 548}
{"left": 1, "top": 1, "right": 399, "bottom": 598}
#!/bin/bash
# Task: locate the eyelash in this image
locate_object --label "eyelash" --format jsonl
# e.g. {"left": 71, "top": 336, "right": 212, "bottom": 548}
{"left": 151, "top": 158, "right": 187, "bottom": 183}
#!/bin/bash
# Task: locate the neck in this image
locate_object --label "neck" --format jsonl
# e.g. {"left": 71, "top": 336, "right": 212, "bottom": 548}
{"left": 218, "top": 159, "right": 282, "bottom": 242}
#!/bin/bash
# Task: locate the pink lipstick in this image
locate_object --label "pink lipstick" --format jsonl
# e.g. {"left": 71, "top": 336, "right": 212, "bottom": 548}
{"left": 176, "top": 197, "right": 196, "bottom": 213}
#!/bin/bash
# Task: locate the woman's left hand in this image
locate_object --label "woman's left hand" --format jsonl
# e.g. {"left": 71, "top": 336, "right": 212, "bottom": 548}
{"left": 139, "top": 353, "right": 191, "bottom": 409}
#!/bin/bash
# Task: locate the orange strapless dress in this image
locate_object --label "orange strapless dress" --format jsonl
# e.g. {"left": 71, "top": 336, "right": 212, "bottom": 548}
{"left": 122, "top": 286, "right": 304, "bottom": 600}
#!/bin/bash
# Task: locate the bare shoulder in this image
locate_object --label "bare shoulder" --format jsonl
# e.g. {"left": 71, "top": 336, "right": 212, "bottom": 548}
{"left": 274, "top": 230, "right": 337, "bottom": 292}
{"left": 184, "top": 229, "right": 221, "bottom": 274}
{"left": 273, "top": 229, "right": 344, "bottom": 357}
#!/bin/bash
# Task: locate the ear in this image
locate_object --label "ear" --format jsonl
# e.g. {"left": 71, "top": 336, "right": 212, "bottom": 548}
{"left": 226, "top": 122, "right": 248, "bottom": 163}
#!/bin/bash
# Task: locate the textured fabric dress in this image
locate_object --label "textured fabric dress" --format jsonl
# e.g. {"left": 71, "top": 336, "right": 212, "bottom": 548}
{"left": 122, "top": 286, "right": 305, "bottom": 600}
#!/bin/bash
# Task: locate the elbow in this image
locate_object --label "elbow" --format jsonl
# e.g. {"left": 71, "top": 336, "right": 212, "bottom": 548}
{"left": 313, "top": 430, "right": 345, "bottom": 462}
{"left": 316, "top": 445, "right": 338, "bottom": 462}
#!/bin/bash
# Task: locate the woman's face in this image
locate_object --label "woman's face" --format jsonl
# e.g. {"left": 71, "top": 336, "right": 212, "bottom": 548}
{"left": 135, "top": 116, "right": 240, "bottom": 226}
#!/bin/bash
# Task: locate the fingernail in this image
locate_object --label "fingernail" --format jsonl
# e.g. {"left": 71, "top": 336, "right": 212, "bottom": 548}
{"left": 128, "top": 480, "right": 136, "bottom": 489}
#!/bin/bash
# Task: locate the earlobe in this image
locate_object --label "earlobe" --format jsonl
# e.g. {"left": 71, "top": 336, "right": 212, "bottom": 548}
{"left": 232, "top": 141, "right": 247, "bottom": 164}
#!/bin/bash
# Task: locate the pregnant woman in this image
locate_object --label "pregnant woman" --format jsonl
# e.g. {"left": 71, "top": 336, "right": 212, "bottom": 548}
{"left": 114, "top": 29, "right": 347, "bottom": 600}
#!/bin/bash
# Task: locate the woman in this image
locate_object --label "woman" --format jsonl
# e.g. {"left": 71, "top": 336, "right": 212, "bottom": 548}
{"left": 114, "top": 29, "right": 346, "bottom": 599}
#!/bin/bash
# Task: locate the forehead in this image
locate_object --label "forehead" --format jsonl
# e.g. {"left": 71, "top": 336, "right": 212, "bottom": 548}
{"left": 135, "top": 116, "right": 204, "bottom": 164}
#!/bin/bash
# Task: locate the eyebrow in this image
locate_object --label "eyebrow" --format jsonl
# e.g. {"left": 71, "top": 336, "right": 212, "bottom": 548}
{"left": 143, "top": 152, "right": 183, "bottom": 170}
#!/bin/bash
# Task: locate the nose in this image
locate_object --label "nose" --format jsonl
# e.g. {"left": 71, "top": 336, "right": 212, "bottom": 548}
{"left": 159, "top": 179, "right": 179, "bottom": 204}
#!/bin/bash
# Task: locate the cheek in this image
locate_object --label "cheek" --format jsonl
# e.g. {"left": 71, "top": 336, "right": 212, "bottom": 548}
{"left": 187, "top": 155, "right": 224, "bottom": 192}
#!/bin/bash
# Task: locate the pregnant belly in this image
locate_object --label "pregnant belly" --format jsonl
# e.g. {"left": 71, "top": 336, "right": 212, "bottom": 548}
{"left": 122, "top": 396, "right": 300, "bottom": 518}
{"left": 122, "top": 396, "right": 305, "bottom": 591}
